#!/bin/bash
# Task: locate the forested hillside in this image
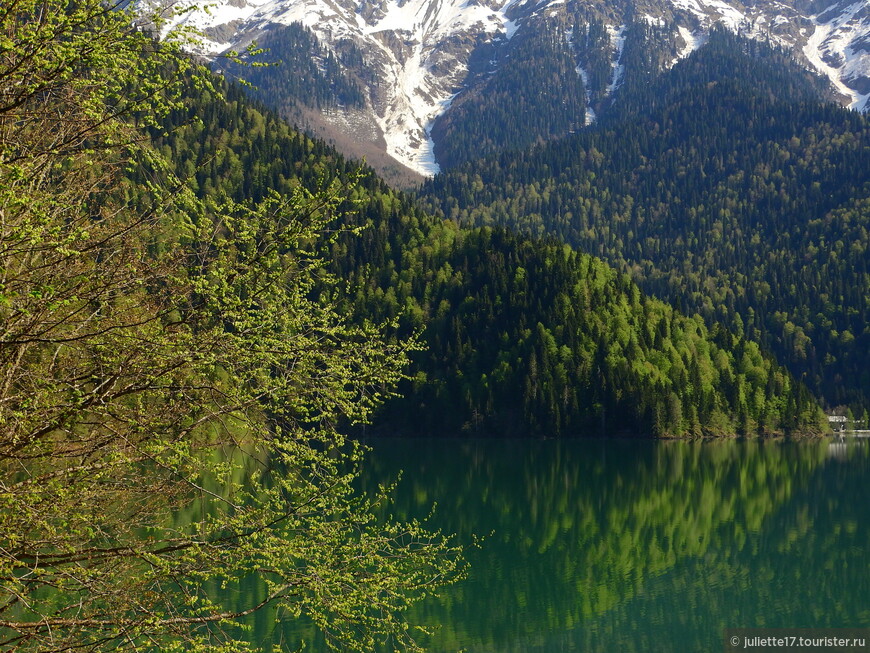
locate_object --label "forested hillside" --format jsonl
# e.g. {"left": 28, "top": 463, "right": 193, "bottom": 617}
{"left": 153, "top": 77, "right": 827, "bottom": 437}
{"left": 427, "top": 15, "right": 686, "bottom": 169}
{"left": 421, "top": 28, "right": 870, "bottom": 418}
{"left": 430, "top": 19, "right": 588, "bottom": 169}
{"left": 224, "top": 22, "right": 368, "bottom": 112}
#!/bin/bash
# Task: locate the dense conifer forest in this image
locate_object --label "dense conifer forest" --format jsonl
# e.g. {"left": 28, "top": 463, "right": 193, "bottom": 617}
{"left": 421, "top": 28, "right": 870, "bottom": 420}
{"left": 152, "top": 76, "right": 827, "bottom": 437}
{"left": 224, "top": 22, "right": 368, "bottom": 112}
{"left": 430, "top": 20, "right": 588, "bottom": 169}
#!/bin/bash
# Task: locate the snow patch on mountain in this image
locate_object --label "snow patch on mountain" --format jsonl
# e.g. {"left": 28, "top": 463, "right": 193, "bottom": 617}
{"left": 607, "top": 24, "right": 627, "bottom": 96}
{"left": 351, "top": 0, "right": 525, "bottom": 174}
{"left": 642, "top": 14, "right": 666, "bottom": 26}
{"left": 801, "top": 0, "right": 870, "bottom": 110}
{"left": 700, "top": 0, "right": 745, "bottom": 30}
{"left": 575, "top": 64, "right": 597, "bottom": 124}
{"left": 804, "top": 19, "right": 868, "bottom": 109}
{"left": 674, "top": 26, "right": 706, "bottom": 64}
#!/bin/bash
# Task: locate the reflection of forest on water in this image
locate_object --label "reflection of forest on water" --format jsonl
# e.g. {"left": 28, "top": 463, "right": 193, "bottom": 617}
{"left": 206, "top": 437, "right": 869, "bottom": 652}
{"left": 357, "top": 438, "right": 870, "bottom": 653}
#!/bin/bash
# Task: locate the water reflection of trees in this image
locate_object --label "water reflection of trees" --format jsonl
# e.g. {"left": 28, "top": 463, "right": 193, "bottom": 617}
{"left": 353, "top": 438, "right": 868, "bottom": 653}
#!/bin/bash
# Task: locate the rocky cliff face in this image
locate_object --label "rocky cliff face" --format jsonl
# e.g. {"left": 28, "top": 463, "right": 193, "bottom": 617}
{"left": 146, "top": 0, "right": 870, "bottom": 176}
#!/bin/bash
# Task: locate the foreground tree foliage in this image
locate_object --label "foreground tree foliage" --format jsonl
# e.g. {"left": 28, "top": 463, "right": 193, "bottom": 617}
{"left": 0, "top": 2, "right": 462, "bottom": 651}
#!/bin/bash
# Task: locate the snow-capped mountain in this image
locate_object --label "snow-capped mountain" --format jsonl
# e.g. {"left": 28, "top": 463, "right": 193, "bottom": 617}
{"left": 147, "top": 0, "right": 870, "bottom": 176}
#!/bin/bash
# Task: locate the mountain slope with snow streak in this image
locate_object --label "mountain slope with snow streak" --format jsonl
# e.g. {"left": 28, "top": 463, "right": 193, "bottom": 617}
{"left": 151, "top": 0, "right": 526, "bottom": 174}
{"left": 145, "top": 0, "right": 870, "bottom": 174}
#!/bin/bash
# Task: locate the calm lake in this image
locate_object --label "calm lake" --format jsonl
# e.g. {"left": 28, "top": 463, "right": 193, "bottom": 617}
{"left": 246, "top": 437, "right": 870, "bottom": 652}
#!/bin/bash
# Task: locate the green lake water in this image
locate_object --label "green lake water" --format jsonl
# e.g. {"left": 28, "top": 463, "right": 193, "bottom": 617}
{"left": 247, "top": 437, "right": 870, "bottom": 652}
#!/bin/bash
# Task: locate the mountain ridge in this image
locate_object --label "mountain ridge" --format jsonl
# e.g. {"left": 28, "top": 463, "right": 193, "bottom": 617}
{"left": 145, "top": 0, "right": 870, "bottom": 175}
